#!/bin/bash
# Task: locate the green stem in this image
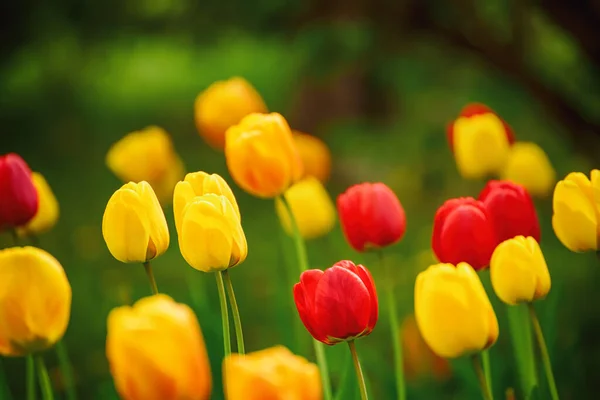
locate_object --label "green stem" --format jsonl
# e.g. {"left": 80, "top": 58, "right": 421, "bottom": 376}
{"left": 55, "top": 341, "right": 76, "bottom": 400}
{"left": 481, "top": 349, "right": 493, "bottom": 399}
{"left": 215, "top": 272, "right": 231, "bottom": 358}
{"left": 35, "top": 355, "right": 53, "bottom": 400}
{"left": 222, "top": 270, "right": 245, "bottom": 355}
{"left": 472, "top": 354, "right": 493, "bottom": 400}
{"left": 506, "top": 304, "right": 537, "bottom": 397}
{"left": 528, "top": 304, "right": 559, "bottom": 400}
{"left": 27, "top": 355, "right": 36, "bottom": 400}
{"left": 142, "top": 261, "right": 159, "bottom": 295}
{"left": 348, "top": 341, "right": 369, "bottom": 400}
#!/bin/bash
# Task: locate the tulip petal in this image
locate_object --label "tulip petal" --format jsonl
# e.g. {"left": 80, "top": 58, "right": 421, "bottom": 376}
{"left": 135, "top": 182, "right": 170, "bottom": 258}
{"left": 552, "top": 180, "right": 598, "bottom": 252}
{"left": 490, "top": 237, "right": 539, "bottom": 304}
{"left": 337, "top": 190, "right": 368, "bottom": 251}
{"left": 173, "top": 181, "right": 196, "bottom": 235}
{"left": 355, "top": 264, "right": 379, "bottom": 331}
{"left": 294, "top": 270, "right": 326, "bottom": 343}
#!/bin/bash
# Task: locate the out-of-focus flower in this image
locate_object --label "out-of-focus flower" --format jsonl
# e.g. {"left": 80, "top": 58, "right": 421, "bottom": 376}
{"left": 178, "top": 194, "right": 247, "bottom": 273}
{"left": 294, "top": 260, "right": 378, "bottom": 345}
{"left": 293, "top": 131, "right": 331, "bottom": 183}
{"left": 225, "top": 113, "right": 303, "bottom": 198}
{"left": 102, "top": 181, "right": 170, "bottom": 263}
{"left": 414, "top": 262, "right": 498, "bottom": 358}
{"left": 194, "top": 77, "right": 268, "bottom": 150}
{"left": 500, "top": 142, "right": 555, "bottom": 198}
{"left": 447, "top": 103, "right": 515, "bottom": 179}
{"left": 224, "top": 345, "right": 321, "bottom": 400}
{"left": 552, "top": 170, "right": 600, "bottom": 252}
{"left": 106, "top": 294, "right": 211, "bottom": 400}
{"left": 432, "top": 197, "right": 497, "bottom": 270}
{"left": 0, "top": 153, "right": 38, "bottom": 229}
{"left": 106, "top": 126, "right": 185, "bottom": 204}
{"left": 275, "top": 177, "right": 335, "bottom": 240}
{"left": 0, "top": 246, "right": 71, "bottom": 356}
{"left": 479, "top": 180, "right": 540, "bottom": 243}
{"left": 17, "top": 172, "right": 59, "bottom": 236}
{"left": 490, "top": 236, "right": 551, "bottom": 305}
{"left": 337, "top": 182, "right": 406, "bottom": 252}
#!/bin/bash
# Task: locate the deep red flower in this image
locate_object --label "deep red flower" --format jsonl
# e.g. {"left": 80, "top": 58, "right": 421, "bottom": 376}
{"left": 478, "top": 180, "right": 541, "bottom": 243}
{"left": 293, "top": 260, "right": 378, "bottom": 345}
{"left": 337, "top": 182, "right": 406, "bottom": 252}
{"left": 431, "top": 197, "right": 497, "bottom": 270}
{"left": 0, "top": 153, "right": 38, "bottom": 229}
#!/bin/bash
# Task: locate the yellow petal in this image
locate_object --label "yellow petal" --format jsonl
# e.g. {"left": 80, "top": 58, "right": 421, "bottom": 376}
{"left": 500, "top": 142, "right": 555, "bottom": 198}
{"left": 173, "top": 181, "right": 196, "bottom": 235}
{"left": 135, "top": 182, "right": 170, "bottom": 258}
{"left": 17, "top": 172, "right": 60, "bottom": 236}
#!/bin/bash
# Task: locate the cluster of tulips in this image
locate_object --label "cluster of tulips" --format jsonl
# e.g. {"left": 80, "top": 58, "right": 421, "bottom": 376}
{"left": 0, "top": 76, "right": 598, "bottom": 400}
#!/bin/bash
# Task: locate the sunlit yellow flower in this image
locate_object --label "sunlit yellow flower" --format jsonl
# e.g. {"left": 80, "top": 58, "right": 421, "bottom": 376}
{"left": 225, "top": 113, "right": 303, "bottom": 198}
{"left": 552, "top": 169, "right": 600, "bottom": 252}
{"left": 107, "top": 294, "right": 211, "bottom": 400}
{"left": 293, "top": 131, "right": 331, "bottom": 183}
{"left": 102, "top": 181, "right": 170, "bottom": 263}
{"left": 179, "top": 194, "right": 247, "bottom": 272}
{"left": 414, "top": 262, "right": 498, "bottom": 358}
{"left": 194, "top": 77, "right": 268, "bottom": 150}
{"left": 500, "top": 142, "right": 555, "bottom": 198}
{"left": 275, "top": 177, "right": 335, "bottom": 240}
{"left": 490, "top": 236, "right": 551, "bottom": 305}
{"left": 224, "top": 345, "right": 321, "bottom": 400}
{"left": 0, "top": 246, "right": 71, "bottom": 356}
{"left": 17, "top": 172, "right": 59, "bottom": 236}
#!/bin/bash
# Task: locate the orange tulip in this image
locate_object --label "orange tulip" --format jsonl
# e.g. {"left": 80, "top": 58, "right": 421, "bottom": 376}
{"left": 293, "top": 131, "right": 331, "bottom": 182}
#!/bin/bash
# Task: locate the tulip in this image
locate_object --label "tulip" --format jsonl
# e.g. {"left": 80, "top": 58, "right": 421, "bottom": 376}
{"left": 337, "top": 182, "right": 406, "bottom": 252}
{"left": 225, "top": 112, "right": 303, "bottom": 198}
{"left": 293, "top": 131, "right": 331, "bottom": 183}
{"left": 552, "top": 169, "right": 600, "bottom": 252}
{"left": 194, "top": 77, "right": 268, "bottom": 149}
{"left": 500, "top": 142, "right": 555, "bottom": 198}
{"left": 0, "top": 153, "right": 38, "bottom": 229}
{"left": 106, "top": 294, "right": 211, "bottom": 400}
{"left": 102, "top": 181, "right": 170, "bottom": 263}
{"left": 17, "top": 172, "right": 60, "bottom": 236}
{"left": 0, "top": 246, "right": 71, "bottom": 356}
{"left": 490, "top": 236, "right": 551, "bottom": 305}
{"left": 224, "top": 345, "right": 321, "bottom": 400}
{"left": 414, "top": 262, "right": 499, "bottom": 358}
{"left": 275, "top": 177, "right": 336, "bottom": 240}
{"left": 447, "top": 103, "right": 515, "bottom": 179}
{"left": 293, "top": 260, "right": 378, "bottom": 345}
{"left": 432, "top": 197, "right": 497, "bottom": 270}
{"left": 479, "top": 180, "right": 540, "bottom": 243}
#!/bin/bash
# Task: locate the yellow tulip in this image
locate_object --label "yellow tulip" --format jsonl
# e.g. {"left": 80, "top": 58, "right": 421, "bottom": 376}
{"left": 224, "top": 345, "right": 321, "bottom": 400}
{"left": 194, "top": 77, "right": 268, "bottom": 150}
{"left": 0, "top": 246, "right": 71, "bottom": 356}
{"left": 107, "top": 294, "right": 211, "bottom": 400}
{"left": 275, "top": 177, "right": 335, "bottom": 239}
{"left": 414, "top": 262, "right": 499, "bottom": 358}
{"left": 178, "top": 194, "right": 247, "bottom": 272}
{"left": 552, "top": 169, "right": 600, "bottom": 252}
{"left": 293, "top": 131, "right": 331, "bottom": 183}
{"left": 102, "top": 181, "right": 170, "bottom": 263}
{"left": 225, "top": 112, "right": 303, "bottom": 198}
{"left": 17, "top": 172, "right": 59, "bottom": 236}
{"left": 500, "top": 142, "right": 556, "bottom": 198}
{"left": 490, "top": 236, "right": 551, "bottom": 305}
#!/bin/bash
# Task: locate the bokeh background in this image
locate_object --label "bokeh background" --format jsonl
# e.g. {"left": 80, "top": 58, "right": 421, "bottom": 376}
{"left": 2, "top": 0, "right": 600, "bottom": 399}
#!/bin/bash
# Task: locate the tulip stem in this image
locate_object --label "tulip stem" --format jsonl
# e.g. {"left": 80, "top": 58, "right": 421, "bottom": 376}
{"left": 35, "top": 355, "right": 54, "bottom": 400}
{"left": 142, "top": 261, "right": 159, "bottom": 295}
{"left": 55, "top": 340, "right": 77, "bottom": 400}
{"left": 528, "top": 304, "right": 559, "bottom": 400}
{"left": 27, "top": 355, "right": 36, "bottom": 400}
{"left": 481, "top": 350, "right": 493, "bottom": 398}
{"left": 472, "top": 354, "right": 493, "bottom": 400}
{"left": 222, "top": 270, "right": 245, "bottom": 355}
{"left": 215, "top": 272, "right": 231, "bottom": 358}
{"left": 348, "top": 341, "right": 369, "bottom": 400}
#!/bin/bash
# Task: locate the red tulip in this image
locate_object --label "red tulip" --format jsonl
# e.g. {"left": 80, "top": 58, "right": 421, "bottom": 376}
{"left": 0, "top": 154, "right": 38, "bottom": 229}
{"left": 478, "top": 180, "right": 541, "bottom": 243}
{"left": 432, "top": 197, "right": 497, "bottom": 270}
{"left": 337, "top": 182, "right": 406, "bottom": 252}
{"left": 293, "top": 260, "right": 378, "bottom": 345}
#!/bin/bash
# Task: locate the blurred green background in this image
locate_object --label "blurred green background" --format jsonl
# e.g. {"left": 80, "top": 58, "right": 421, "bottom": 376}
{"left": 1, "top": 0, "right": 600, "bottom": 399}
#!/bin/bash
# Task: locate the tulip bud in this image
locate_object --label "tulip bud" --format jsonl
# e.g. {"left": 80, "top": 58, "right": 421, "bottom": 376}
{"left": 479, "top": 180, "right": 540, "bottom": 243}
{"left": 500, "top": 142, "right": 555, "bottom": 198}
{"left": 293, "top": 260, "right": 378, "bottom": 345}
{"left": 178, "top": 194, "right": 247, "bottom": 273}
{"left": 194, "top": 77, "right": 268, "bottom": 150}
{"left": 490, "top": 236, "right": 551, "bottom": 305}
{"left": 107, "top": 294, "right": 212, "bottom": 400}
{"left": 275, "top": 177, "right": 336, "bottom": 240}
{"left": 0, "top": 153, "right": 38, "bottom": 229}
{"left": 293, "top": 131, "right": 331, "bottom": 183}
{"left": 414, "top": 262, "right": 499, "bottom": 358}
{"left": 224, "top": 346, "right": 321, "bottom": 400}
{"left": 102, "top": 181, "right": 170, "bottom": 263}
{"left": 17, "top": 172, "right": 60, "bottom": 236}
{"left": 0, "top": 246, "right": 71, "bottom": 356}
{"left": 225, "top": 112, "right": 303, "bottom": 198}
{"left": 552, "top": 170, "right": 600, "bottom": 252}
{"left": 337, "top": 182, "right": 406, "bottom": 252}
{"left": 432, "top": 197, "right": 497, "bottom": 270}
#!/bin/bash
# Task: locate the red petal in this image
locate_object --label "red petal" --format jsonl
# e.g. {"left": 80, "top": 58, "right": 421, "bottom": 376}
{"left": 337, "top": 186, "right": 368, "bottom": 252}
{"left": 0, "top": 153, "right": 39, "bottom": 228}
{"left": 355, "top": 264, "right": 379, "bottom": 333}
{"left": 293, "top": 269, "right": 327, "bottom": 343}
{"left": 367, "top": 183, "right": 406, "bottom": 248}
